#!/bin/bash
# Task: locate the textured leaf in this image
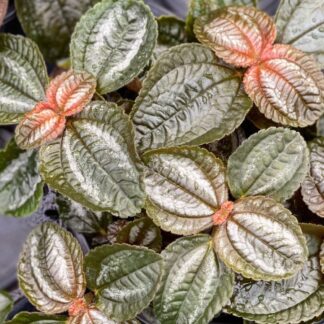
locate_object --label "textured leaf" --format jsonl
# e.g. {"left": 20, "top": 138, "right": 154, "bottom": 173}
{"left": 317, "top": 114, "right": 324, "bottom": 136}
{"left": 18, "top": 222, "right": 86, "bottom": 314}
{"left": 194, "top": 6, "right": 276, "bottom": 67}
{"left": 70, "top": 0, "right": 157, "bottom": 94}
{"left": 6, "top": 312, "right": 67, "bottom": 324}
{"left": 143, "top": 146, "right": 228, "bottom": 235}
{"left": 132, "top": 44, "right": 252, "bottom": 153}
{"left": 213, "top": 196, "right": 308, "bottom": 280}
{"left": 46, "top": 70, "right": 96, "bottom": 116}
{"left": 56, "top": 194, "right": 112, "bottom": 234}
{"left": 116, "top": 217, "right": 162, "bottom": 252}
{"left": 301, "top": 138, "right": 324, "bottom": 218}
{"left": 15, "top": 0, "right": 100, "bottom": 61}
{"left": 69, "top": 307, "right": 113, "bottom": 324}
{"left": 0, "top": 0, "right": 8, "bottom": 26}
{"left": 0, "top": 291, "right": 13, "bottom": 323}
{"left": 227, "top": 127, "right": 309, "bottom": 202}
{"left": 0, "top": 139, "right": 43, "bottom": 217}
{"left": 227, "top": 256, "right": 324, "bottom": 324}
{"left": 300, "top": 223, "right": 324, "bottom": 257}
{"left": 275, "top": 0, "right": 324, "bottom": 68}
{"left": 85, "top": 244, "right": 163, "bottom": 321}
{"left": 15, "top": 102, "right": 66, "bottom": 150}
{"left": 154, "top": 235, "right": 234, "bottom": 324}
{"left": 39, "top": 101, "right": 145, "bottom": 217}
{"left": 0, "top": 34, "right": 48, "bottom": 124}
{"left": 321, "top": 241, "right": 324, "bottom": 274}
{"left": 244, "top": 44, "right": 324, "bottom": 127}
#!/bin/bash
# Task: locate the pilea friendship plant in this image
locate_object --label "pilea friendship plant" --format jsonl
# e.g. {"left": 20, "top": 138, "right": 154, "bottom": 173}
{"left": 0, "top": 0, "right": 323, "bottom": 323}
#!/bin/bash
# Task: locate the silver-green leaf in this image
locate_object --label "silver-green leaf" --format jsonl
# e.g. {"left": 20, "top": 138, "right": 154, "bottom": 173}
{"left": 39, "top": 101, "right": 145, "bottom": 217}
{"left": 154, "top": 235, "right": 234, "bottom": 324}
{"left": 6, "top": 312, "right": 67, "bottom": 324}
{"left": 17, "top": 222, "right": 86, "bottom": 314}
{"left": 0, "top": 34, "right": 48, "bottom": 124}
{"left": 227, "top": 127, "right": 309, "bottom": 202}
{"left": 143, "top": 146, "right": 228, "bottom": 235}
{"left": 132, "top": 43, "right": 252, "bottom": 153}
{"left": 85, "top": 244, "right": 163, "bottom": 321}
{"left": 213, "top": 196, "right": 308, "bottom": 280}
{"left": 0, "top": 291, "right": 13, "bottom": 323}
{"left": 0, "top": 139, "right": 43, "bottom": 217}
{"left": 70, "top": 0, "right": 157, "bottom": 94}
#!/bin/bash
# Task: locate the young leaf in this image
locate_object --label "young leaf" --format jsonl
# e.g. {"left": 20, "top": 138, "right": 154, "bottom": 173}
{"left": 46, "top": 70, "right": 96, "bottom": 116}
{"left": 39, "top": 101, "right": 145, "bottom": 217}
{"left": 70, "top": 0, "right": 157, "bottom": 94}
{"left": 275, "top": 0, "right": 324, "bottom": 68}
{"left": 0, "top": 291, "right": 13, "bottom": 323}
{"left": 0, "top": 34, "right": 48, "bottom": 124}
{"left": 194, "top": 6, "right": 276, "bottom": 67}
{"left": 154, "top": 235, "right": 234, "bottom": 324}
{"left": 0, "top": 0, "right": 8, "bottom": 26}
{"left": 132, "top": 44, "right": 252, "bottom": 153}
{"left": 15, "top": 0, "right": 100, "bottom": 62}
{"left": 244, "top": 45, "right": 324, "bottom": 127}
{"left": 0, "top": 139, "right": 43, "bottom": 217}
{"left": 226, "top": 256, "right": 324, "bottom": 324}
{"left": 213, "top": 196, "right": 308, "bottom": 280}
{"left": 301, "top": 138, "right": 324, "bottom": 218}
{"left": 116, "top": 217, "right": 162, "bottom": 252}
{"left": 143, "top": 146, "right": 228, "bottom": 235}
{"left": 85, "top": 244, "right": 163, "bottom": 321}
{"left": 227, "top": 127, "right": 309, "bottom": 202}
{"left": 15, "top": 102, "right": 66, "bottom": 149}
{"left": 6, "top": 312, "right": 67, "bottom": 323}
{"left": 18, "top": 222, "right": 86, "bottom": 314}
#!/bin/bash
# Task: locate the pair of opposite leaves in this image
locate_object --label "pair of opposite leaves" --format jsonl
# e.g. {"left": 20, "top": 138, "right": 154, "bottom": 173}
{"left": 194, "top": 6, "right": 324, "bottom": 127}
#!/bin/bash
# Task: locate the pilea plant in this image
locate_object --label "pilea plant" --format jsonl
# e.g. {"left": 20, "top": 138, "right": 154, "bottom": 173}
{"left": 0, "top": 0, "right": 323, "bottom": 323}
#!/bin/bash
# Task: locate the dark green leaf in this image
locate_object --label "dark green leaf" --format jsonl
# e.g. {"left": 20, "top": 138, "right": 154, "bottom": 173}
{"left": 154, "top": 235, "right": 234, "bottom": 324}
{"left": 275, "top": 0, "right": 324, "bottom": 68}
{"left": 6, "top": 312, "right": 67, "bottom": 324}
{"left": 0, "top": 291, "right": 13, "bottom": 323}
{"left": 39, "top": 101, "right": 145, "bottom": 217}
{"left": 116, "top": 217, "right": 162, "bottom": 252}
{"left": 214, "top": 196, "right": 308, "bottom": 280}
{"left": 143, "top": 146, "right": 228, "bottom": 235}
{"left": 15, "top": 0, "right": 99, "bottom": 62}
{"left": 70, "top": 0, "right": 157, "bottom": 94}
{"left": 0, "top": 34, "right": 48, "bottom": 124}
{"left": 85, "top": 244, "right": 163, "bottom": 321}
{"left": 227, "top": 127, "right": 309, "bottom": 202}
{"left": 132, "top": 44, "right": 252, "bottom": 153}
{"left": 18, "top": 222, "right": 86, "bottom": 314}
{"left": 0, "top": 139, "right": 43, "bottom": 217}
{"left": 301, "top": 138, "right": 324, "bottom": 218}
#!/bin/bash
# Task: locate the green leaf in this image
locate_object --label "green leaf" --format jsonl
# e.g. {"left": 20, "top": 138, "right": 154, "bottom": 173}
{"left": 0, "top": 34, "right": 48, "bottom": 124}
{"left": 143, "top": 146, "right": 228, "bottom": 235}
{"left": 275, "top": 0, "right": 324, "bottom": 68}
{"left": 56, "top": 194, "right": 112, "bottom": 234}
{"left": 69, "top": 308, "right": 110, "bottom": 324}
{"left": 154, "top": 235, "right": 234, "bottom": 324}
{"left": 154, "top": 16, "right": 188, "bottom": 60}
{"left": 301, "top": 138, "right": 324, "bottom": 218}
{"left": 317, "top": 114, "right": 324, "bottom": 136}
{"left": 186, "top": 0, "right": 258, "bottom": 39}
{"left": 116, "top": 217, "right": 162, "bottom": 252}
{"left": 132, "top": 44, "right": 252, "bottom": 153}
{"left": 0, "top": 291, "right": 13, "bottom": 323}
{"left": 0, "top": 139, "right": 43, "bottom": 217}
{"left": 39, "top": 101, "right": 145, "bottom": 217}
{"left": 227, "top": 127, "right": 309, "bottom": 202}
{"left": 213, "top": 196, "right": 308, "bottom": 280}
{"left": 6, "top": 312, "right": 67, "bottom": 324}
{"left": 70, "top": 0, "right": 157, "bottom": 94}
{"left": 320, "top": 241, "right": 324, "bottom": 274}
{"left": 18, "top": 222, "right": 86, "bottom": 314}
{"left": 300, "top": 223, "right": 324, "bottom": 256}
{"left": 227, "top": 256, "right": 324, "bottom": 324}
{"left": 85, "top": 244, "right": 163, "bottom": 321}
{"left": 15, "top": 0, "right": 99, "bottom": 62}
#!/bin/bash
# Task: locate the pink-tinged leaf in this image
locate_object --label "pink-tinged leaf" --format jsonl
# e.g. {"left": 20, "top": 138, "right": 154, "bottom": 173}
{"left": 0, "top": 0, "right": 8, "bottom": 26}
{"left": 194, "top": 6, "right": 276, "bottom": 67}
{"left": 244, "top": 45, "right": 324, "bottom": 127}
{"left": 46, "top": 70, "right": 96, "bottom": 116}
{"left": 15, "top": 102, "right": 66, "bottom": 149}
